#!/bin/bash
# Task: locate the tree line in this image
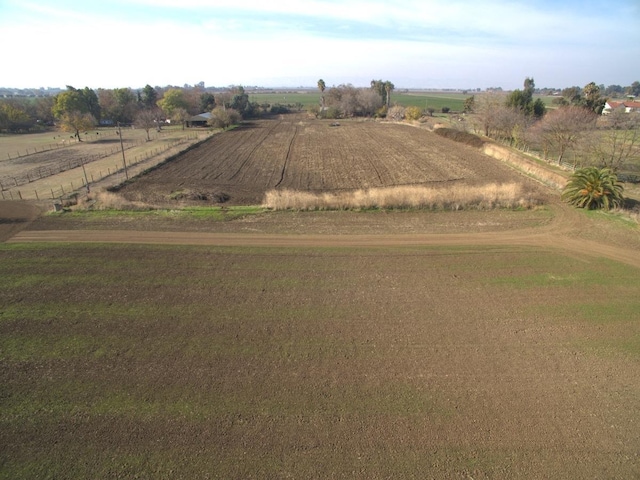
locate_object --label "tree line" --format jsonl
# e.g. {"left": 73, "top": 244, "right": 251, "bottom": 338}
{"left": 0, "top": 84, "right": 292, "bottom": 135}
{"left": 464, "top": 78, "right": 639, "bottom": 174}
{"left": 311, "top": 79, "right": 396, "bottom": 119}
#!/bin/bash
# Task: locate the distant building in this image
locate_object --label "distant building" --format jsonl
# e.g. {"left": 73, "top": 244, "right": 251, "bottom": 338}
{"left": 187, "top": 112, "right": 212, "bottom": 127}
{"left": 602, "top": 100, "right": 640, "bottom": 114}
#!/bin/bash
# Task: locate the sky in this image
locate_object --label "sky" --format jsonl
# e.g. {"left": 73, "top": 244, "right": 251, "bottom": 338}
{"left": 1, "top": 0, "right": 639, "bottom": 91}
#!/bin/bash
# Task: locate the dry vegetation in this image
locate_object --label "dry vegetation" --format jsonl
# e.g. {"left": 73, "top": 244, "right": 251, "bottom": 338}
{"left": 263, "top": 183, "right": 541, "bottom": 210}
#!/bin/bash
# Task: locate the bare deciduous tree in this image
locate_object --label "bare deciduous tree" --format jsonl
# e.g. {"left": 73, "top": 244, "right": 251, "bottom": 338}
{"left": 535, "top": 106, "right": 597, "bottom": 165}
{"left": 471, "top": 92, "right": 507, "bottom": 137}
{"left": 356, "top": 89, "right": 383, "bottom": 116}
{"left": 135, "top": 109, "right": 162, "bottom": 141}
{"left": 592, "top": 110, "right": 640, "bottom": 171}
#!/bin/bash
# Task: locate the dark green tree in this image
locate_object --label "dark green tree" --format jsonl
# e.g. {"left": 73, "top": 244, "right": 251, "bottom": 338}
{"left": 370, "top": 79, "right": 394, "bottom": 107}
{"left": 582, "top": 82, "right": 606, "bottom": 114}
{"left": 561, "top": 86, "right": 582, "bottom": 105}
{"left": 384, "top": 81, "right": 394, "bottom": 107}
{"left": 230, "top": 86, "right": 249, "bottom": 113}
{"left": 626, "top": 81, "right": 640, "bottom": 97}
{"left": 532, "top": 98, "right": 546, "bottom": 117}
{"left": 140, "top": 84, "right": 158, "bottom": 110}
{"left": 110, "top": 88, "right": 138, "bottom": 124}
{"left": 200, "top": 92, "right": 216, "bottom": 112}
{"left": 463, "top": 96, "right": 475, "bottom": 113}
{"left": 317, "top": 79, "right": 326, "bottom": 109}
{"left": 505, "top": 77, "right": 545, "bottom": 117}
{"left": 561, "top": 167, "right": 624, "bottom": 210}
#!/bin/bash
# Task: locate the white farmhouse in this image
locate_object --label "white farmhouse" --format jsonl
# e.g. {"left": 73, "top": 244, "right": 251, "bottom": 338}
{"left": 602, "top": 100, "right": 640, "bottom": 114}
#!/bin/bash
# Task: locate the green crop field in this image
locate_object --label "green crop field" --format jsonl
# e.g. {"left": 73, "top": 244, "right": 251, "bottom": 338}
{"left": 391, "top": 92, "right": 468, "bottom": 111}
{"left": 249, "top": 90, "right": 469, "bottom": 112}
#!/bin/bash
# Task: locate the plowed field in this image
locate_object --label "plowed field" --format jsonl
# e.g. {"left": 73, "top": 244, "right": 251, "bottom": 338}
{"left": 120, "top": 116, "right": 530, "bottom": 205}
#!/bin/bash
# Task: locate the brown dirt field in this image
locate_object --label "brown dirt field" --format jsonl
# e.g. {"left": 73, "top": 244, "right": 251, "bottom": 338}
{"left": 2, "top": 115, "right": 640, "bottom": 478}
{"left": 0, "top": 133, "right": 138, "bottom": 186}
{"left": 0, "top": 200, "right": 43, "bottom": 242}
{"left": 2, "top": 232, "right": 640, "bottom": 478}
{"left": 0, "top": 128, "right": 211, "bottom": 200}
{"left": 118, "top": 116, "right": 540, "bottom": 206}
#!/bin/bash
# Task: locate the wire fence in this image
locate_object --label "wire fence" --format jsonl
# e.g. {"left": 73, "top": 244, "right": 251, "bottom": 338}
{"left": 1, "top": 129, "right": 126, "bottom": 161}
{"left": 0, "top": 132, "right": 209, "bottom": 202}
{"left": 0, "top": 130, "right": 192, "bottom": 191}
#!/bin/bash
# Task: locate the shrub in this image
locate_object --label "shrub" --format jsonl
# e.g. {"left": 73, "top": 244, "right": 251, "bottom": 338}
{"left": 375, "top": 105, "right": 388, "bottom": 118}
{"left": 441, "top": 106, "right": 451, "bottom": 114}
{"left": 387, "top": 105, "right": 406, "bottom": 121}
{"left": 404, "top": 106, "right": 423, "bottom": 121}
{"left": 207, "top": 107, "right": 241, "bottom": 129}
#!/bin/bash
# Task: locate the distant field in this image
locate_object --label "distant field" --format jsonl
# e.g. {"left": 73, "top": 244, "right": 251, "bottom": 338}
{"left": 249, "top": 91, "right": 468, "bottom": 111}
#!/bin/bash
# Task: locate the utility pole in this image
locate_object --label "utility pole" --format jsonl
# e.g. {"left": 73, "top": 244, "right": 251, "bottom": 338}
{"left": 80, "top": 157, "right": 90, "bottom": 193}
{"left": 117, "top": 122, "right": 129, "bottom": 180}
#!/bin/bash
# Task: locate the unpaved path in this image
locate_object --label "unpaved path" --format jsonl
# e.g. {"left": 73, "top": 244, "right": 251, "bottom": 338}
{"left": 5, "top": 200, "right": 640, "bottom": 269}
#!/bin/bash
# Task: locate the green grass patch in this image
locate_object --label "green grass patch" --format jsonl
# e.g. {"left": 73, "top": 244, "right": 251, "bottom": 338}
{"left": 544, "top": 300, "right": 640, "bottom": 325}
{"left": 392, "top": 92, "right": 467, "bottom": 111}
{"left": 583, "top": 208, "right": 640, "bottom": 229}
{"left": 56, "top": 205, "right": 266, "bottom": 221}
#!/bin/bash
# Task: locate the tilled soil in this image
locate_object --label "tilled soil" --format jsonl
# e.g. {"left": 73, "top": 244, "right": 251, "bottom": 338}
{"left": 117, "top": 117, "right": 538, "bottom": 206}
{"left": 2, "top": 231, "right": 640, "bottom": 478}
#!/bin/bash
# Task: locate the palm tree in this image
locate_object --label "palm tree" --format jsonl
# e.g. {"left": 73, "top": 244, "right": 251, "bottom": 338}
{"left": 384, "top": 81, "right": 394, "bottom": 108}
{"left": 317, "top": 79, "right": 326, "bottom": 109}
{"left": 561, "top": 167, "right": 624, "bottom": 210}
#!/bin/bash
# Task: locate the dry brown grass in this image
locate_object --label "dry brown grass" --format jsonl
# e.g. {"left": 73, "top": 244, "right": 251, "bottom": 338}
{"left": 76, "top": 189, "right": 153, "bottom": 211}
{"left": 481, "top": 144, "right": 568, "bottom": 190}
{"left": 263, "top": 183, "right": 541, "bottom": 211}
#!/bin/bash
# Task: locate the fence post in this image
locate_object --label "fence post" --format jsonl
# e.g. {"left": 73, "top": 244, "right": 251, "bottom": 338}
{"left": 51, "top": 189, "right": 55, "bottom": 199}
{"left": 35, "top": 190, "right": 39, "bottom": 200}
{"left": 17, "top": 190, "right": 22, "bottom": 200}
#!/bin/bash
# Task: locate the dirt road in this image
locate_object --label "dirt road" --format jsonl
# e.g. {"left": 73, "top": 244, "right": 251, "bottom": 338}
{"left": 4, "top": 199, "right": 639, "bottom": 269}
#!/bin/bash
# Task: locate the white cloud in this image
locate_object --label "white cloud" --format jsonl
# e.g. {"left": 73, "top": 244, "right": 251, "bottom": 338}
{"left": 1, "top": 0, "right": 638, "bottom": 88}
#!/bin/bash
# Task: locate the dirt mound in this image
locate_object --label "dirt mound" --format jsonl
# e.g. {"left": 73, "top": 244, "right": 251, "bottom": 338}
{"left": 170, "top": 190, "right": 230, "bottom": 203}
{"left": 433, "top": 127, "right": 486, "bottom": 148}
